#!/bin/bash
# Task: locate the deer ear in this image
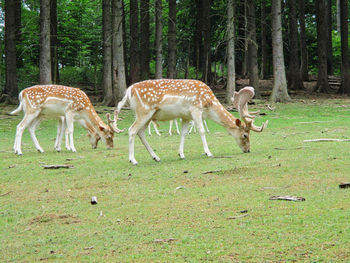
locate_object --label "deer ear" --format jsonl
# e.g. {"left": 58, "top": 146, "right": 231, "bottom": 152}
{"left": 99, "top": 126, "right": 105, "bottom": 131}
{"left": 235, "top": 118, "right": 242, "bottom": 127}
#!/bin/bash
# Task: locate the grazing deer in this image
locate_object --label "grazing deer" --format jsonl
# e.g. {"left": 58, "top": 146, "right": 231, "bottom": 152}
{"left": 115, "top": 79, "right": 268, "bottom": 165}
{"left": 10, "top": 85, "right": 122, "bottom": 155}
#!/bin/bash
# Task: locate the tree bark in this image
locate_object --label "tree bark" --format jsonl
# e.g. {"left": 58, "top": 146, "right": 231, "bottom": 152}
{"left": 242, "top": 1, "right": 248, "bottom": 78}
{"left": 39, "top": 0, "right": 52, "bottom": 85}
{"left": 247, "top": 0, "right": 260, "bottom": 98}
{"left": 270, "top": 0, "right": 291, "bottom": 102}
{"left": 226, "top": 0, "right": 236, "bottom": 103}
{"left": 4, "top": 0, "right": 19, "bottom": 100}
{"left": 14, "top": 0, "right": 22, "bottom": 68}
{"left": 167, "top": 0, "right": 176, "bottom": 79}
{"left": 194, "top": 0, "right": 203, "bottom": 79}
{"left": 202, "top": 0, "right": 211, "bottom": 83}
{"left": 339, "top": 0, "right": 350, "bottom": 94}
{"left": 112, "top": 0, "right": 127, "bottom": 102}
{"left": 140, "top": 0, "right": 150, "bottom": 80}
{"left": 155, "top": 0, "right": 163, "bottom": 79}
{"left": 50, "top": 0, "right": 59, "bottom": 83}
{"left": 315, "top": 0, "right": 331, "bottom": 93}
{"left": 298, "top": 0, "right": 309, "bottom": 81}
{"left": 129, "top": 0, "right": 140, "bottom": 84}
{"left": 326, "top": 0, "right": 333, "bottom": 75}
{"left": 287, "top": 0, "right": 304, "bottom": 90}
{"left": 260, "top": 0, "right": 268, "bottom": 79}
{"left": 102, "top": 0, "right": 114, "bottom": 105}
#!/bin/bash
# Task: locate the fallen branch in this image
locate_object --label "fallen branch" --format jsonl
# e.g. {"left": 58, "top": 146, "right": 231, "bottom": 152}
{"left": 212, "top": 156, "right": 233, "bottom": 159}
{"left": 42, "top": 165, "right": 74, "bottom": 169}
{"left": 0, "top": 191, "right": 13, "bottom": 197}
{"left": 153, "top": 238, "right": 176, "bottom": 243}
{"left": 295, "top": 121, "right": 331, "bottom": 124}
{"left": 339, "top": 183, "right": 350, "bottom": 189}
{"left": 274, "top": 146, "right": 309, "bottom": 150}
{"left": 269, "top": 195, "right": 305, "bottom": 202}
{"left": 227, "top": 214, "right": 249, "bottom": 220}
{"left": 202, "top": 170, "right": 221, "bottom": 174}
{"left": 303, "top": 139, "right": 350, "bottom": 143}
{"left": 267, "top": 104, "right": 276, "bottom": 111}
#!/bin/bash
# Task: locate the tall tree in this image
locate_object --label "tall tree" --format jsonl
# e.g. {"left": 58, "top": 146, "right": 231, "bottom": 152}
{"left": 326, "top": 0, "right": 333, "bottom": 75}
{"left": 112, "top": 0, "right": 127, "bottom": 102}
{"left": 3, "top": 0, "right": 19, "bottom": 101}
{"left": 129, "top": 0, "right": 140, "bottom": 84}
{"left": 39, "top": 0, "right": 52, "bottom": 84}
{"left": 102, "top": 0, "right": 113, "bottom": 105}
{"left": 260, "top": 0, "right": 268, "bottom": 79}
{"left": 287, "top": 0, "right": 304, "bottom": 90}
{"left": 202, "top": 0, "right": 211, "bottom": 83}
{"left": 247, "top": 0, "right": 260, "bottom": 98}
{"left": 339, "top": 0, "right": 350, "bottom": 94}
{"left": 140, "top": 0, "right": 150, "bottom": 80}
{"left": 270, "top": 0, "right": 291, "bottom": 102}
{"left": 241, "top": 1, "right": 249, "bottom": 78}
{"left": 226, "top": 0, "right": 236, "bottom": 103}
{"left": 315, "top": 0, "right": 331, "bottom": 93}
{"left": 14, "top": 0, "right": 22, "bottom": 68}
{"left": 167, "top": 0, "right": 176, "bottom": 78}
{"left": 194, "top": 0, "right": 203, "bottom": 78}
{"left": 298, "top": 0, "right": 308, "bottom": 81}
{"left": 155, "top": 0, "right": 163, "bottom": 79}
{"left": 50, "top": 0, "right": 59, "bottom": 83}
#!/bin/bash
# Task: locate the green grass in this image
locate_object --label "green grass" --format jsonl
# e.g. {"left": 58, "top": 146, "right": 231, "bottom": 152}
{"left": 1, "top": 98, "right": 350, "bottom": 262}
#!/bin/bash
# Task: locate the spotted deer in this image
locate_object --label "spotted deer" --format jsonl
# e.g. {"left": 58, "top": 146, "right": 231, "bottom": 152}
{"left": 115, "top": 79, "right": 268, "bottom": 165}
{"left": 10, "top": 85, "right": 122, "bottom": 155}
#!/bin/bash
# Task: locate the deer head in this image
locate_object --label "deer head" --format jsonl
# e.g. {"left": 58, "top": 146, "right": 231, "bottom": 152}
{"left": 231, "top": 86, "right": 268, "bottom": 152}
{"left": 100, "top": 110, "right": 125, "bottom": 149}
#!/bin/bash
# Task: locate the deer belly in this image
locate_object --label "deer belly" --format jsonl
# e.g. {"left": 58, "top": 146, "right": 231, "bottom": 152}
{"left": 40, "top": 98, "right": 71, "bottom": 116}
{"left": 152, "top": 105, "right": 191, "bottom": 121}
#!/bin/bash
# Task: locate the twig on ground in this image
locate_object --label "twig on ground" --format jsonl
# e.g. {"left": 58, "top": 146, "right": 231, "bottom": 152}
{"left": 269, "top": 195, "right": 305, "bottom": 201}
{"left": 295, "top": 121, "right": 331, "bottom": 124}
{"left": 202, "top": 170, "right": 221, "bottom": 174}
{"left": 153, "top": 238, "right": 176, "bottom": 243}
{"left": 42, "top": 165, "right": 74, "bottom": 169}
{"left": 0, "top": 191, "right": 13, "bottom": 197}
{"left": 274, "top": 146, "right": 309, "bottom": 150}
{"left": 303, "top": 139, "right": 350, "bottom": 143}
{"left": 227, "top": 214, "right": 249, "bottom": 220}
{"left": 212, "top": 156, "right": 233, "bottom": 159}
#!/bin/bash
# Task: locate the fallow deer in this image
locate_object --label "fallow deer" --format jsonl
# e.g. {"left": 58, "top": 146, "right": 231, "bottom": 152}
{"left": 115, "top": 79, "right": 268, "bottom": 165}
{"left": 10, "top": 85, "right": 122, "bottom": 155}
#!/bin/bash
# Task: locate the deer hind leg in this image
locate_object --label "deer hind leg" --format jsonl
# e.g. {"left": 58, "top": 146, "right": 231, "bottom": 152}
{"left": 203, "top": 120, "right": 210, "bottom": 133}
{"left": 54, "top": 117, "right": 66, "bottom": 152}
{"left": 138, "top": 122, "right": 161, "bottom": 162}
{"left": 191, "top": 110, "right": 213, "bottom": 157}
{"left": 128, "top": 110, "right": 156, "bottom": 165}
{"left": 28, "top": 117, "right": 44, "bottom": 153}
{"left": 175, "top": 119, "right": 180, "bottom": 135}
{"left": 178, "top": 120, "right": 191, "bottom": 159}
{"left": 14, "top": 111, "right": 41, "bottom": 155}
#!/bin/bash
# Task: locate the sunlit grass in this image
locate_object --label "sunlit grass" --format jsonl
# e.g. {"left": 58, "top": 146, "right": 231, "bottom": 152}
{"left": 1, "top": 98, "right": 350, "bottom": 262}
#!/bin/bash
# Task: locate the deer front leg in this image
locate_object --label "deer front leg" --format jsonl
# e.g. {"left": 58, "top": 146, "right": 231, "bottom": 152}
{"left": 191, "top": 110, "right": 213, "bottom": 157}
{"left": 28, "top": 118, "right": 44, "bottom": 153}
{"left": 178, "top": 120, "right": 191, "bottom": 159}
{"left": 138, "top": 123, "right": 161, "bottom": 162}
{"left": 65, "top": 113, "right": 76, "bottom": 152}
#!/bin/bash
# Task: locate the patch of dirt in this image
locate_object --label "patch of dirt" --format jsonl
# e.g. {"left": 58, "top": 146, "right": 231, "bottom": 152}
{"left": 30, "top": 213, "right": 81, "bottom": 225}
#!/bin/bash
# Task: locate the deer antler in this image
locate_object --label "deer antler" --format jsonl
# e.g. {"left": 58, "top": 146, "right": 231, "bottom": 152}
{"left": 106, "top": 110, "right": 125, "bottom": 133}
{"left": 231, "top": 86, "right": 268, "bottom": 132}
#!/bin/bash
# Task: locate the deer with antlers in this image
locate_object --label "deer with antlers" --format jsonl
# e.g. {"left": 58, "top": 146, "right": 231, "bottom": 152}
{"left": 10, "top": 85, "right": 122, "bottom": 155}
{"left": 115, "top": 79, "right": 268, "bottom": 165}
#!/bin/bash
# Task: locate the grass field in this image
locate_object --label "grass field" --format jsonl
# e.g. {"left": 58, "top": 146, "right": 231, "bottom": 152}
{"left": 1, "top": 96, "right": 350, "bottom": 262}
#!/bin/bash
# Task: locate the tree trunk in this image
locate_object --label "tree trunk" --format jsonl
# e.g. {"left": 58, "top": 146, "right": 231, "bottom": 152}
{"left": 260, "top": 0, "right": 268, "bottom": 79}
{"left": 140, "top": 0, "right": 150, "bottom": 80}
{"left": 247, "top": 0, "right": 260, "bottom": 98}
{"left": 270, "top": 0, "right": 291, "bottom": 102}
{"left": 202, "top": 0, "right": 211, "bottom": 83}
{"left": 39, "top": 0, "right": 52, "bottom": 85}
{"left": 242, "top": 0, "right": 248, "bottom": 78}
{"left": 155, "top": 0, "right": 163, "bottom": 79}
{"left": 102, "top": 0, "right": 114, "bottom": 105}
{"left": 112, "top": 0, "right": 127, "bottom": 102}
{"left": 298, "top": 0, "right": 309, "bottom": 81}
{"left": 315, "top": 0, "right": 331, "bottom": 93}
{"left": 15, "top": 0, "right": 22, "bottom": 68}
{"left": 326, "top": 0, "right": 333, "bottom": 75}
{"left": 129, "top": 0, "right": 140, "bottom": 84}
{"left": 50, "top": 0, "right": 59, "bottom": 83}
{"left": 336, "top": 0, "right": 341, "bottom": 33}
{"left": 339, "top": 0, "right": 350, "bottom": 94}
{"left": 194, "top": 0, "right": 203, "bottom": 79}
{"left": 167, "top": 0, "right": 176, "bottom": 79}
{"left": 226, "top": 0, "right": 236, "bottom": 103}
{"left": 287, "top": 0, "right": 304, "bottom": 90}
{"left": 4, "top": 0, "right": 18, "bottom": 100}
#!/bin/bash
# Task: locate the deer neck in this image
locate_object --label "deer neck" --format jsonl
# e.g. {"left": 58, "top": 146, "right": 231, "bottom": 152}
{"left": 207, "top": 104, "right": 239, "bottom": 131}
{"left": 83, "top": 107, "right": 108, "bottom": 132}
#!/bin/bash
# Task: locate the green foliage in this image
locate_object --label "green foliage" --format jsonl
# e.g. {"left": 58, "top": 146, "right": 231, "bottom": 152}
{"left": 1, "top": 98, "right": 350, "bottom": 261}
